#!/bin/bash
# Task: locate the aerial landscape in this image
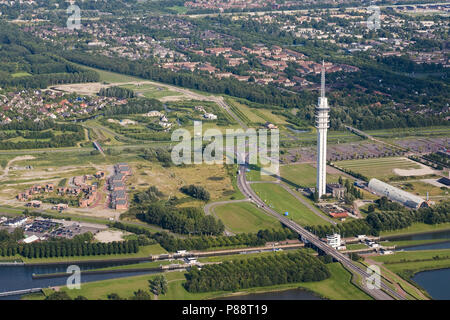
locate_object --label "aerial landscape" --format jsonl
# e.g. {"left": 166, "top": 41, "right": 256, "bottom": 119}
{"left": 0, "top": 0, "right": 449, "bottom": 305}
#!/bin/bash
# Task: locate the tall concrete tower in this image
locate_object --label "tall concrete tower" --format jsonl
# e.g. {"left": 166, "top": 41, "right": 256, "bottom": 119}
{"left": 316, "top": 61, "right": 330, "bottom": 198}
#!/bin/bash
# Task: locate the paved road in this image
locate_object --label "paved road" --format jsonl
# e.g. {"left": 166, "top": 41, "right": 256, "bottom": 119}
{"left": 209, "top": 96, "right": 404, "bottom": 300}
{"left": 237, "top": 162, "right": 405, "bottom": 300}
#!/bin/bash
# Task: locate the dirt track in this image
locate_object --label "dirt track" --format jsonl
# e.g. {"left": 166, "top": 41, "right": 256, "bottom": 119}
{"left": 0, "top": 155, "right": 35, "bottom": 179}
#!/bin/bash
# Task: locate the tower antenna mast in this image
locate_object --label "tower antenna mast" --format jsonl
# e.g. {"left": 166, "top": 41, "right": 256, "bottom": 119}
{"left": 321, "top": 60, "right": 326, "bottom": 99}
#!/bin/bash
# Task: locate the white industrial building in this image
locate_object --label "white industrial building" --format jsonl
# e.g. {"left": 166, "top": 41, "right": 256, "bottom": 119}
{"left": 368, "top": 178, "right": 428, "bottom": 209}
{"left": 326, "top": 233, "right": 341, "bottom": 249}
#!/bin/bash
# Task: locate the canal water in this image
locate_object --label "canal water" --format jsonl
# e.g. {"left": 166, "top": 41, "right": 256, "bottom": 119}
{"left": 218, "top": 289, "right": 322, "bottom": 300}
{"left": 412, "top": 268, "right": 450, "bottom": 300}
{"left": 386, "top": 230, "right": 450, "bottom": 299}
{"left": 0, "top": 260, "right": 157, "bottom": 300}
{"left": 386, "top": 229, "right": 450, "bottom": 251}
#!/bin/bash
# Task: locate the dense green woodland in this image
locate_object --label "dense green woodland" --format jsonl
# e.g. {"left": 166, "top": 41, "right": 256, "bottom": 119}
{"left": 0, "top": 120, "right": 84, "bottom": 150}
{"left": 0, "top": 22, "right": 99, "bottom": 89}
{"left": 131, "top": 186, "right": 223, "bottom": 235}
{"left": 184, "top": 250, "right": 330, "bottom": 292}
{"left": 98, "top": 86, "right": 135, "bottom": 99}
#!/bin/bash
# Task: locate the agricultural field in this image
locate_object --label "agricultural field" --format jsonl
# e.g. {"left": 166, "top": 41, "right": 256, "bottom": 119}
{"left": 280, "top": 163, "right": 342, "bottom": 188}
{"left": 227, "top": 98, "right": 288, "bottom": 126}
{"left": 334, "top": 157, "right": 422, "bottom": 180}
{"left": 389, "top": 180, "right": 449, "bottom": 200}
{"left": 366, "top": 126, "right": 450, "bottom": 139}
{"left": 283, "top": 140, "right": 398, "bottom": 164}
{"left": 251, "top": 183, "right": 330, "bottom": 226}
{"left": 213, "top": 201, "right": 283, "bottom": 233}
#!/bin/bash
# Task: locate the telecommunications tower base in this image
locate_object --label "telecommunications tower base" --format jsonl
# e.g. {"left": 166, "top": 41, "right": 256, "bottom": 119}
{"left": 316, "top": 61, "right": 330, "bottom": 198}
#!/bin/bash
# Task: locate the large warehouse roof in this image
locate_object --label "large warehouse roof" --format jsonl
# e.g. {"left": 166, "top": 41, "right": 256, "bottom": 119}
{"left": 368, "top": 178, "right": 426, "bottom": 209}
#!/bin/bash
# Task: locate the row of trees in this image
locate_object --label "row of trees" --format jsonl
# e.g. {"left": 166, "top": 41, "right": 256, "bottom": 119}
{"left": 62, "top": 51, "right": 304, "bottom": 109}
{"left": 98, "top": 86, "right": 135, "bottom": 99}
{"left": 184, "top": 251, "right": 330, "bottom": 293}
{"left": 103, "top": 97, "right": 163, "bottom": 116}
{"left": 0, "top": 121, "right": 85, "bottom": 150}
{"left": 307, "top": 202, "right": 450, "bottom": 238}
{"left": 110, "top": 221, "right": 297, "bottom": 252}
{"left": 0, "top": 232, "right": 139, "bottom": 258}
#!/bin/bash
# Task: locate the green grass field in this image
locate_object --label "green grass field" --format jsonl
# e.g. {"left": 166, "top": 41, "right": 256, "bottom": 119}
{"left": 280, "top": 163, "right": 342, "bottom": 188}
{"left": 371, "top": 249, "right": 450, "bottom": 281}
{"left": 380, "top": 222, "right": 450, "bottom": 237}
{"left": 334, "top": 157, "right": 420, "bottom": 179}
{"left": 119, "top": 83, "right": 181, "bottom": 100}
{"left": 11, "top": 72, "right": 32, "bottom": 78}
{"left": 213, "top": 202, "right": 283, "bottom": 233}
{"left": 390, "top": 180, "right": 448, "bottom": 199}
{"left": 298, "top": 262, "right": 372, "bottom": 300}
{"left": 48, "top": 260, "right": 370, "bottom": 300}
{"left": 75, "top": 64, "right": 144, "bottom": 83}
{"left": 251, "top": 183, "right": 331, "bottom": 226}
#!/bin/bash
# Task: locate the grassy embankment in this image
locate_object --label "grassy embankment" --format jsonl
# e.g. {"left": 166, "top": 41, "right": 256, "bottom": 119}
{"left": 35, "top": 260, "right": 371, "bottom": 300}
{"left": 251, "top": 183, "right": 331, "bottom": 226}
{"left": 213, "top": 202, "right": 283, "bottom": 233}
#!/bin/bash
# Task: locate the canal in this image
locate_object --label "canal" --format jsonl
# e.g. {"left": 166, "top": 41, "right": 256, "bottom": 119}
{"left": 0, "top": 260, "right": 158, "bottom": 300}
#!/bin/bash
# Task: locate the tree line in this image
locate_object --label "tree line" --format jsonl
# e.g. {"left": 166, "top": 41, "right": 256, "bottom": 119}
{"left": 306, "top": 201, "right": 450, "bottom": 238}
{"left": 103, "top": 97, "right": 163, "bottom": 116}
{"left": 62, "top": 51, "right": 304, "bottom": 109}
{"left": 184, "top": 250, "right": 330, "bottom": 293}
{"left": 0, "top": 121, "right": 84, "bottom": 150}
{"left": 98, "top": 86, "right": 135, "bottom": 99}
{"left": 110, "top": 221, "right": 297, "bottom": 252}
{"left": 0, "top": 232, "right": 139, "bottom": 258}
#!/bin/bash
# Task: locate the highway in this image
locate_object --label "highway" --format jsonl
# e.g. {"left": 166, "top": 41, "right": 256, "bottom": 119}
{"left": 237, "top": 162, "right": 406, "bottom": 300}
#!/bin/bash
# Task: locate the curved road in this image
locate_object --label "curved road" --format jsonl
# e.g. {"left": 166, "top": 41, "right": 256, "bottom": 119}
{"left": 237, "top": 162, "right": 405, "bottom": 300}
{"left": 211, "top": 96, "right": 405, "bottom": 300}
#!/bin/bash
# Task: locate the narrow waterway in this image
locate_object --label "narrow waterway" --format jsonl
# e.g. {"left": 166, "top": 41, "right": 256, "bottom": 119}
{"left": 388, "top": 229, "right": 450, "bottom": 251}
{"left": 386, "top": 230, "right": 450, "bottom": 299}
{"left": 387, "top": 229, "right": 450, "bottom": 242}
{"left": 0, "top": 260, "right": 157, "bottom": 300}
